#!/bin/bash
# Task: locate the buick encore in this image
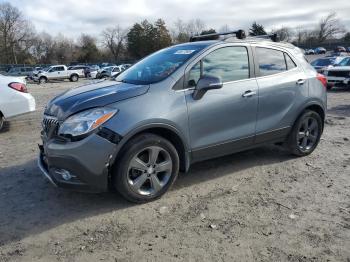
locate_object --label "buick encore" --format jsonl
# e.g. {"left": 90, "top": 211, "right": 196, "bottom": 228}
{"left": 38, "top": 31, "right": 327, "bottom": 203}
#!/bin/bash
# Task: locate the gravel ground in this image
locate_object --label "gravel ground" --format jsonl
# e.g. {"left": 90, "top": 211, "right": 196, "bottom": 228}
{"left": 0, "top": 79, "right": 349, "bottom": 262}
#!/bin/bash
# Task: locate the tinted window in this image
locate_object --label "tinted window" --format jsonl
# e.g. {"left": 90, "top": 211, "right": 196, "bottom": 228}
{"left": 202, "top": 47, "right": 249, "bottom": 82}
{"left": 57, "top": 67, "right": 65, "bottom": 71}
{"left": 257, "top": 47, "right": 286, "bottom": 76}
{"left": 285, "top": 53, "right": 296, "bottom": 70}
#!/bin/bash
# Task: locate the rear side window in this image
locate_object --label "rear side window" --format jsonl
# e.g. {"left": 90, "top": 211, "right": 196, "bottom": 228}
{"left": 256, "top": 47, "right": 286, "bottom": 76}
{"left": 285, "top": 53, "right": 296, "bottom": 70}
{"left": 202, "top": 46, "right": 249, "bottom": 83}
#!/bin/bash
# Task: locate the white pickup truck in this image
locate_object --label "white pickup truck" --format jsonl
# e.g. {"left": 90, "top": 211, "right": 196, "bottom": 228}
{"left": 33, "top": 65, "right": 83, "bottom": 84}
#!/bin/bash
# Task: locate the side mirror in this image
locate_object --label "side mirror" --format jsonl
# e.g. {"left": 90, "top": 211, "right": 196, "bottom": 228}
{"left": 192, "top": 75, "right": 223, "bottom": 100}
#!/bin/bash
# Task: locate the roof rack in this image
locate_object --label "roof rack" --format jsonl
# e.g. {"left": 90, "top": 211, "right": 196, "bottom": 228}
{"left": 248, "top": 33, "right": 279, "bottom": 42}
{"left": 190, "top": 29, "right": 246, "bottom": 42}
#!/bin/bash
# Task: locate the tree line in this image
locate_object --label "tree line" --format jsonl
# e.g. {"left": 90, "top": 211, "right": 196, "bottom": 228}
{"left": 0, "top": 1, "right": 349, "bottom": 65}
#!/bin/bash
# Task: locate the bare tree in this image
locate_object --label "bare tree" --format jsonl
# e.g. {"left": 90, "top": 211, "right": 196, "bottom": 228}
{"left": 316, "top": 12, "right": 345, "bottom": 43}
{"left": 101, "top": 25, "right": 127, "bottom": 62}
{"left": 0, "top": 2, "right": 33, "bottom": 64}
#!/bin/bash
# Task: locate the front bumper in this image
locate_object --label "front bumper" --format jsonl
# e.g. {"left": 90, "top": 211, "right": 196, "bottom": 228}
{"left": 327, "top": 76, "right": 350, "bottom": 85}
{"left": 38, "top": 133, "right": 117, "bottom": 192}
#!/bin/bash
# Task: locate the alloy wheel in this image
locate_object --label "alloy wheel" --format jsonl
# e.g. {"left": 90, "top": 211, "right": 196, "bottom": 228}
{"left": 127, "top": 146, "right": 173, "bottom": 196}
{"left": 297, "top": 117, "right": 319, "bottom": 152}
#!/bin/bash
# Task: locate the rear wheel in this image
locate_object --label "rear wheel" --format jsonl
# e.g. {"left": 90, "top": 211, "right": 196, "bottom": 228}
{"left": 114, "top": 133, "right": 179, "bottom": 203}
{"left": 287, "top": 110, "right": 322, "bottom": 156}
{"left": 70, "top": 74, "right": 79, "bottom": 82}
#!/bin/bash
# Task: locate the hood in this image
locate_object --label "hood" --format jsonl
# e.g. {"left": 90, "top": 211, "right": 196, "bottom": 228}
{"left": 45, "top": 80, "right": 149, "bottom": 120}
{"left": 328, "top": 66, "right": 350, "bottom": 71}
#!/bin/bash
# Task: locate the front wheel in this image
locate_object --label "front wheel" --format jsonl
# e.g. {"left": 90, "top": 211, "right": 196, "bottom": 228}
{"left": 287, "top": 110, "right": 322, "bottom": 156}
{"left": 114, "top": 134, "right": 179, "bottom": 203}
{"left": 39, "top": 77, "right": 47, "bottom": 84}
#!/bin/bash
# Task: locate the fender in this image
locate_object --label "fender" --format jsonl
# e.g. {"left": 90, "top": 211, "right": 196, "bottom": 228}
{"left": 110, "top": 122, "right": 191, "bottom": 172}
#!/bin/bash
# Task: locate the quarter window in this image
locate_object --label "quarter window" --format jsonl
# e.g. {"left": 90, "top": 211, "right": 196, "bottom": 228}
{"left": 256, "top": 47, "right": 287, "bottom": 76}
{"left": 285, "top": 53, "right": 297, "bottom": 70}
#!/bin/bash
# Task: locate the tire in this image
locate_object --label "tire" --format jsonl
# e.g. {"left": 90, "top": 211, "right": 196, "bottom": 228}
{"left": 286, "top": 110, "right": 322, "bottom": 156}
{"left": 39, "top": 77, "right": 47, "bottom": 84}
{"left": 113, "top": 133, "right": 179, "bottom": 203}
{"left": 0, "top": 114, "right": 4, "bottom": 131}
{"left": 70, "top": 74, "right": 79, "bottom": 82}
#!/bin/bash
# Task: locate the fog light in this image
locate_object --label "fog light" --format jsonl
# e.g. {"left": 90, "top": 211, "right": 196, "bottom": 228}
{"left": 55, "top": 169, "right": 75, "bottom": 181}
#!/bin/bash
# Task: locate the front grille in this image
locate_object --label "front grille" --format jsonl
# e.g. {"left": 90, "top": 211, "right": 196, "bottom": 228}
{"left": 42, "top": 115, "right": 59, "bottom": 137}
{"left": 328, "top": 71, "right": 350, "bottom": 77}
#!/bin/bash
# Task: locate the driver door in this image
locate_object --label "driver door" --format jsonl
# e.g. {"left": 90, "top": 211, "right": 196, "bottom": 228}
{"left": 184, "top": 45, "right": 259, "bottom": 162}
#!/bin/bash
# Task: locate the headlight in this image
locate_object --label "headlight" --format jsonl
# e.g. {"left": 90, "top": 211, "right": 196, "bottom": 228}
{"left": 58, "top": 107, "right": 118, "bottom": 137}
{"left": 323, "top": 70, "right": 328, "bottom": 76}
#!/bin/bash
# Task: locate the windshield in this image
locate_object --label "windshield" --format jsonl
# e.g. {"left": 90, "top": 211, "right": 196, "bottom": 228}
{"left": 116, "top": 44, "right": 209, "bottom": 85}
{"left": 336, "top": 57, "right": 350, "bottom": 67}
{"left": 311, "top": 58, "right": 334, "bottom": 66}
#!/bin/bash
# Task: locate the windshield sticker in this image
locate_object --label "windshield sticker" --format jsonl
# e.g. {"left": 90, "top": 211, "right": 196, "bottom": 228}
{"left": 174, "top": 50, "right": 196, "bottom": 55}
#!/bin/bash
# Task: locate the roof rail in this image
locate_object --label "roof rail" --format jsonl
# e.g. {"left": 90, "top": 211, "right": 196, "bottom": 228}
{"left": 190, "top": 29, "right": 246, "bottom": 42}
{"left": 248, "top": 33, "right": 279, "bottom": 42}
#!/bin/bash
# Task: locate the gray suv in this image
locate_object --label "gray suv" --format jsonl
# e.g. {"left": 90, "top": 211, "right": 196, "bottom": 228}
{"left": 38, "top": 31, "right": 327, "bottom": 203}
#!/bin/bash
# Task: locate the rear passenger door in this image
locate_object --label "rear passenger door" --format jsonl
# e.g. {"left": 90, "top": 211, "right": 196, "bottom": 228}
{"left": 253, "top": 46, "right": 308, "bottom": 143}
{"left": 185, "top": 44, "right": 259, "bottom": 161}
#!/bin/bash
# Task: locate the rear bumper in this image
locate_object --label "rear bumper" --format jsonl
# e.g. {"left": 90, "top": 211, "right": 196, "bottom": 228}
{"left": 38, "top": 134, "right": 116, "bottom": 192}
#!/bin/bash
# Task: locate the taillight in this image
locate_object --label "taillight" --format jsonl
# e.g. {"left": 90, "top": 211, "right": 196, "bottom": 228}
{"left": 8, "top": 82, "right": 27, "bottom": 93}
{"left": 316, "top": 73, "right": 327, "bottom": 88}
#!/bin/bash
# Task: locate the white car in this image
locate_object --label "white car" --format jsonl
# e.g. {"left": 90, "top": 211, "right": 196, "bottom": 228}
{"left": 0, "top": 75, "right": 36, "bottom": 130}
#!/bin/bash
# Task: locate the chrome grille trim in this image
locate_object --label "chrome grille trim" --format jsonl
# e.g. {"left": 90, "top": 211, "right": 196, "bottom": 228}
{"left": 42, "top": 115, "right": 59, "bottom": 136}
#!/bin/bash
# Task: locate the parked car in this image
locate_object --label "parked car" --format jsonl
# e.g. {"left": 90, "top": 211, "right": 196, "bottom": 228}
{"left": 335, "top": 46, "right": 346, "bottom": 52}
{"left": 0, "top": 74, "right": 36, "bottom": 131}
{"left": 310, "top": 57, "right": 343, "bottom": 73}
{"left": 324, "top": 56, "right": 350, "bottom": 89}
{"left": 6, "top": 67, "right": 34, "bottom": 78}
{"left": 33, "top": 65, "right": 82, "bottom": 84}
{"left": 315, "top": 47, "right": 326, "bottom": 54}
{"left": 38, "top": 30, "right": 327, "bottom": 203}
{"left": 305, "top": 49, "right": 315, "bottom": 55}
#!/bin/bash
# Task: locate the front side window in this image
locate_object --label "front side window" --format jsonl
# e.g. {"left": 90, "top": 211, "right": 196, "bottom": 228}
{"left": 116, "top": 43, "right": 210, "bottom": 85}
{"left": 256, "top": 47, "right": 286, "bottom": 76}
{"left": 187, "top": 46, "right": 249, "bottom": 87}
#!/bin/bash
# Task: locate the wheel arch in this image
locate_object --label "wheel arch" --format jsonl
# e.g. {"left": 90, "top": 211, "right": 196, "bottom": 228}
{"left": 294, "top": 101, "right": 326, "bottom": 132}
{"left": 111, "top": 124, "right": 191, "bottom": 177}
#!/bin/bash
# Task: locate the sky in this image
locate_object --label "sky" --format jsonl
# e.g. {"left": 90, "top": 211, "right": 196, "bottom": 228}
{"left": 5, "top": 0, "right": 350, "bottom": 39}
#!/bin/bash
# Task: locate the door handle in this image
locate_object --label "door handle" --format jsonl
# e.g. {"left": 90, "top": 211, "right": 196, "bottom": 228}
{"left": 242, "top": 90, "right": 256, "bottom": 98}
{"left": 296, "top": 79, "right": 306, "bottom": 85}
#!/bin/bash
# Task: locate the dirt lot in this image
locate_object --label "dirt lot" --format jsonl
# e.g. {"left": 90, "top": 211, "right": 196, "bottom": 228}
{"left": 0, "top": 79, "right": 349, "bottom": 262}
